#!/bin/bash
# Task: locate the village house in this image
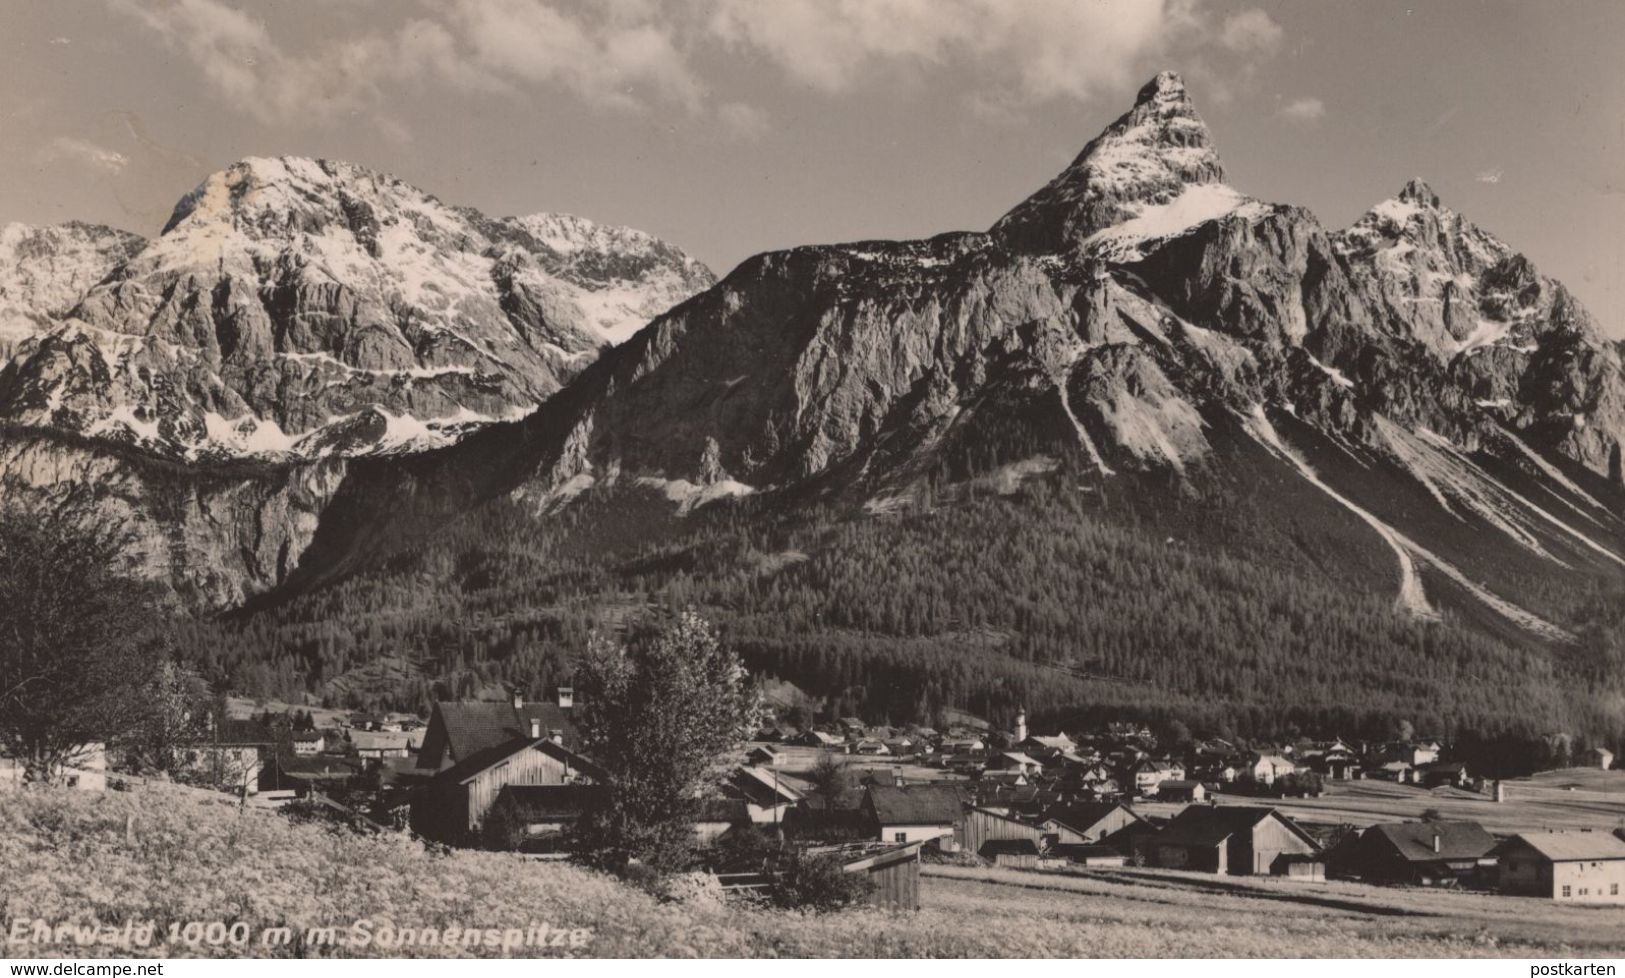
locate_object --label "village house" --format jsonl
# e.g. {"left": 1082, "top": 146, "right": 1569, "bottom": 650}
{"left": 1579, "top": 747, "right": 1615, "bottom": 770}
{"left": 792, "top": 730, "right": 846, "bottom": 749}
{"left": 1414, "top": 761, "right": 1470, "bottom": 788}
{"left": 1038, "top": 801, "right": 1146, "bottom": 849}
{"left": 408, "top": 691, "right": 599, "bottom": 845}
{"left": 746, "top": 745, "right": 784, "bottom": 767}
{"left": 4, "top": 743, "right": 109, "bottom": 790}
{"left": 291, "top": 730, "right": 327, "bottom": 756}
{"left": 351, "top": 729, "right": 423, "bottom": 761}
{"left": 1156, "top": 779, "right": 1208, "bottom": 803}
{"left": 1499, "top": 832, "right": 1625, "bottom": 903}
{"left": 862, "top": 784, "right": 964, "bottom": 846}
{"left": 850, "top": 739, "right": 891, "bottom": 756}
{"left": 1146, "top": 805, "right": 1319, "bottom": 876}
{"left": 988, "top": 751, "right": 1044, "bottom": 777}
{"left": 1246, "top": 753, "right": 1296, "bottom": 785}
{"left": 1131, "top": 758, "right": 1185, "bottom": 796}
{"left": 726, "top": 763, "right": 804, "bottom": 825}
{"left": 1336, "top": 821, "right": 1498, "bottom": 886}
{"left": 178, "top": 717, "right": 274, "bottom": 794}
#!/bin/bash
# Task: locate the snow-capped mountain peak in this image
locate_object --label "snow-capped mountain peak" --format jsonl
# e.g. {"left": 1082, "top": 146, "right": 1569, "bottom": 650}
{"left": 992, "top": 70, "right": 1229, "bottom": 251}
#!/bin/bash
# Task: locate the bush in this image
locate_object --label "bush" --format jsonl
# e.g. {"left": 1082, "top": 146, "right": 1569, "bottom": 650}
{"left": 769, "top": 851, "right": 874, "bottom": 912}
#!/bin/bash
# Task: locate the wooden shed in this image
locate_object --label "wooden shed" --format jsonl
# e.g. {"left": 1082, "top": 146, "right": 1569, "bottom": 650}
{"left": 821, "top": 842, "right": 923, "bottom": 910}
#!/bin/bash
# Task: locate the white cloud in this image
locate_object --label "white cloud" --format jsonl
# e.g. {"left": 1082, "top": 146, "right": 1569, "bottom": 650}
{"left": 42, "top": 137, "right": 130, "bottom": 175}
{"left": 708, "top": 0, "right": 1192, "bottom": 104}
{"left": 49, "top": 36, "right": 72, "bottom": 46}
{"left": 1219, "top": 8, "right": 1284, "bottom": 55}
{"left": 1477, "top": 168, "right": 1504, "bottom": 185}
{"left": 1280, "top": 96, "right": 1326, "bottom": 123}
{"left": 106, "top": 0, "right": 1277, "bottom": 132}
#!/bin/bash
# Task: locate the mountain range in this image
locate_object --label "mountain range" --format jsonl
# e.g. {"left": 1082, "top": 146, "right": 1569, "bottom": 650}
{"left": 7, "top": 72, "right": 1625, "bottom": 740}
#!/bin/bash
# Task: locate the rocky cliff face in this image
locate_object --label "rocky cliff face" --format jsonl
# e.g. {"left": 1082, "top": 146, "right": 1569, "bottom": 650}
{"left": 0, "top": 157, "right": 714, "bottom": 461}
{"left": 327, "top": 70, "right": 1625, "bottom": 644}
{"left": 0, "top": 222, "right": 145, "bottom": 359}
{"left": 0, "top": 158, "right": 713, "bottom": 605}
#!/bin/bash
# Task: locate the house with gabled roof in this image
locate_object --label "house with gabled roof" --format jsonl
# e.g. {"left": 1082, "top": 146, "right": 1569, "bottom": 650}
{"left": 1038, "top": 801, "right": 1146, "bottom": 850}
{"left": 1147, "top": 805, "right": 1319, "bottom": 876}
{"left": 1499, "top": 831, "right": 1625, "bottom": 903}
{"left": 862, "top": 784, "right": 965, "bottom": 846}
{"left": 408, "top": 692, "right": 599, "bottom": 845}
{"left": 727, "top": 763, "right": 804, "bottom": 824}
{"left": 1336, "top": 820, "right": 1497, "bottom": 885}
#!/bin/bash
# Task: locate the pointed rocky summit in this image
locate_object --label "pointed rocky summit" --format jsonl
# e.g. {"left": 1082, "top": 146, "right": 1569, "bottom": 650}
{"left": 991, "top": 70, "right": 1228, "bottom": 252}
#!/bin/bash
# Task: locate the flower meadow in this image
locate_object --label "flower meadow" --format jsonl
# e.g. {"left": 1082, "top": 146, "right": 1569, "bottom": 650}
{"left": 7, "top": 786, "right": 1625, "bottom": 958}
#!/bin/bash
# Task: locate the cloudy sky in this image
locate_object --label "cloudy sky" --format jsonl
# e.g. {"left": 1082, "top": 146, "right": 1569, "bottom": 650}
{"left": 2, "top": 1, "right": 1622, "bottom": 331}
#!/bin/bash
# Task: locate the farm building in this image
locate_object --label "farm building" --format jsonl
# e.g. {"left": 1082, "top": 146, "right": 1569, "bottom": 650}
{"left": 862, "top": 784, "right": 964, "bottom": 846}
{"left": 1038, "top": 801, "right": 1145, "bottom": 848}
{"left": 1051, "top": 844, "right": 1128, "bottom": 867}
{"left": 727, "top": 764, "right": 805, "bottom": 825}
{"left": 1156, "top": 780, "right": 1207, "bottom": 803}
{"left": 979, "top": 838, "right": 1052, "bottom": 868}
{"left": 1579, "top": 747, "right": 1615, "bottom": 771}
{"left": 1337, "top": 821, "right": 1497, "bottom": 886}
{"left": 1146, "top": 805, "right": 1318, "bottom": 876}
{"left": 1499, "top": 832, "right": 1625, "bottom": 903}
{"left": 410, "top": 736, "right": 601, "bottom": 845}
{"left": 957, "top": 805, "right": 1048, "bottom": 855}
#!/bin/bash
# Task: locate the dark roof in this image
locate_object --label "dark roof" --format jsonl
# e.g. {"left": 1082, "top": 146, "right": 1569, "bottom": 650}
{"left": 1155, "top": 806, "right": 1316, "bottom": 850}
{"left": 1366, "top": 821, "right": 1496, "bottom": 862}
{"left": 1042, "top": 802, "right": 1135, "bottom": 834}
{"left": 1051, "top": 844, "right": 1125, "bottom": 860}
{"left": 865, "top": 784, "right": 964, "bottom": 825}
{"left": 980, "top": 838, "right": 1041, "bottom": 857}
{"left": 499, "top": 784, "right": 603, "bottom": 819}
{"left": 439, "top": 737, "right": 603, "bottom": 786}
{"left": 435, "top": 700, "right": 577, "bottom": 761}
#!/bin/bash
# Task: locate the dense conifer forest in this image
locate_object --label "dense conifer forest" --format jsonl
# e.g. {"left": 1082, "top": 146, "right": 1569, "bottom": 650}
{"left": 173, "top": 460, "right": 1625, "bottom": 763}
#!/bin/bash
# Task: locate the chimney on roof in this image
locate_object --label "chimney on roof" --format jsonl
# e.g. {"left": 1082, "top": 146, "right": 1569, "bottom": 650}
{"left": 1433, "top": 833, "right": 1441, "bottom": 853}
{"left": 551, "top": 730, "right": 564, "bottom": 745}
{"left": 556, "top": 686, "right": 574, "bottom": 709}
{"left": 511, "top": 686, "right": 525, "bottom": 709}
{"left": 529, "top": 718, "right": 541, "bottom": 740}
{"left": 1016, "top": 708, "right": 1028, "bottom": 744}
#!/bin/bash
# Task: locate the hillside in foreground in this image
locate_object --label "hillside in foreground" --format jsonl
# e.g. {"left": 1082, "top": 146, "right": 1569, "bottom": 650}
{"left": 4, "top": 787, "right": 1625, "bottom": 958}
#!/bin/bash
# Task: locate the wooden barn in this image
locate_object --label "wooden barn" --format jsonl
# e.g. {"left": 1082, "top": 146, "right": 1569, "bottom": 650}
{"left": 1146, "top": 806, "right": 1318, "bottom": 876}
{"left": 957, "top": 805, "right": 1047, "bottom": 855}
{"left": 408, "top": 695, "right": 600, "bottom": 845}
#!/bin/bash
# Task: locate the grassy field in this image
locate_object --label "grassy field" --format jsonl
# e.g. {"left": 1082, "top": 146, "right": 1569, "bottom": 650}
{"left": 924, "top": 864, "right": 1625, "bottom": 957}
{"left": 1134, "top": 774, "right": 1625, "bottom": 834}
{"left": 5, "top": 784, "right": 1624, "bottom": 958}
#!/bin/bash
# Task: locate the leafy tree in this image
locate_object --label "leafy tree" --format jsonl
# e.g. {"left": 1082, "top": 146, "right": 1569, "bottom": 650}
{"left": 124, "top": 659, "right": 211, "bottom": 775}
{"left": 570, "top": 612, "right": 760, "bottom": 873}
{"left": 770, "top": 850, "right": 874, "bottom": 911}
{"left": 0, "top": 502, "right": 169, "bottom": 784}
{"left": 808, "top": 752, "right": 850, "bottom": 809}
